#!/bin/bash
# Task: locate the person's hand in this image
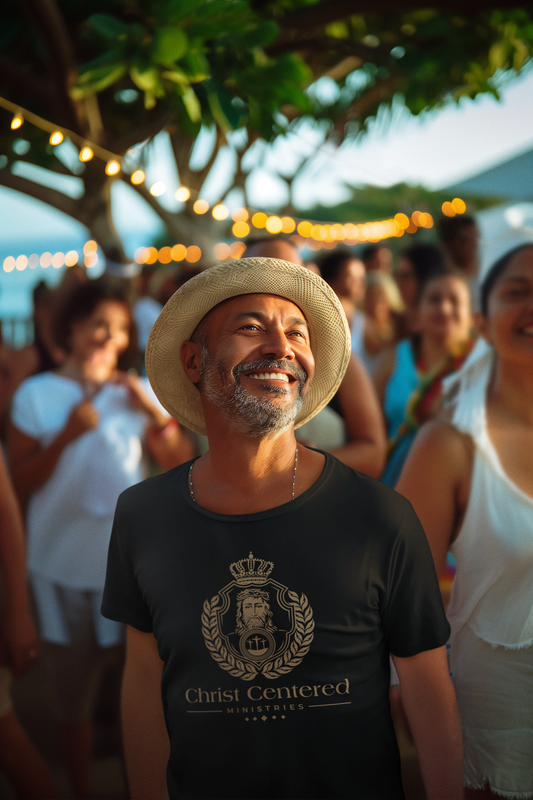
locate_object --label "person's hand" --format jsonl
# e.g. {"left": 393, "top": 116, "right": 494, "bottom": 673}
{"left": 2, "top": 606, "right": 40, "bottom": 677}
{"left": 114, "top": 372, "right": 168, "bottom": 428}
{"left": 63, "top": 399, "right": 99, "bottom": 443}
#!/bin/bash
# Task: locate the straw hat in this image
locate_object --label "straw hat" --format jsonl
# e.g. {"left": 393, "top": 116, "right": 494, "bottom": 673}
{"left": 146, "top": 257, "right": 351, "bottom": 435}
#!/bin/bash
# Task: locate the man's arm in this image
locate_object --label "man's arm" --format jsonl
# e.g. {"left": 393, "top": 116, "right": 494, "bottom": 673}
{"left": 122, "top": 626, "right": 169, "bottom": 800}
{"left": 392, "top": 646, "right": 464, "bottom": 800}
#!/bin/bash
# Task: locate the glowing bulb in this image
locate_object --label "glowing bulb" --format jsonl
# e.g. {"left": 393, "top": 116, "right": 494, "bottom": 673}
{"left": 171, "top": 244, "right": 186, "bottom": 261}
{"left": 265, "top": 216, "right": 282, "bottom": 234}
{"left": 175, "top": 186, "right": 190, "bottom": 202}
{"left": 442, "top": 202, "right": 456, "bottom": 217}
{"left": 452, "top": 198, "right": 466, "bottom": 214}
{"left": 52, "top": 252, "right": 65, "bottom": 268}
{"left": 131, "top": 170, "right": 145, "bottom": 185}
{"left": 251, "top": 212, "right": 267, "bottom": 229}
{"left": 232, "top": 222, "right": 250, "bottom": 238}
{"left": 212, "top": 204, "right": 229, "bottom": 221}
{"left": 11, "top": 114, "right": 23, "bottom": 130}
{"left": 49, "top": 131, "right": 64, "bottom": 145}
{"left": 394, "top": 213, "right": 410, "bottom": 230}
{"left": 193, "top": 199, "right": 209, "bottom": 215}
{"left": 297, "top": 221, "right": 312, "bottom": 238}
{"left": 65, "top": 250, "right": 78, "bottom": 266}
{"left": 16, "top": 255, "right": 28, "bottom": 271}
{"left": 230, "top": 242, "right": 246, "bottom": 259}
{"left": 214, "top": 243, "right": 231, "bottom": 261}
{"left": 105, "top": 160, "right": 121, "bottom": 176}
{"left": 281, "top": 217, "right": 296, "bottom": 234}
{"left": 158, "top": 246, "right": 172, "bottom": 263}
{"left": 83, "top": 240, "right": 97, "bottom": 255}
{"left": 79, "top": 147, "right": 93, "bottom": 162}
{"left": 232, "top": 208, "right": 248, "bottom": 223}
{"left": 3, "top": 256, "right": 15, "bottom": 272}
{"left": 150, "top": 182, "right": 166, "bottom": 197}
{"left": 186, "top": 245, "right": 202, "bottom": 263}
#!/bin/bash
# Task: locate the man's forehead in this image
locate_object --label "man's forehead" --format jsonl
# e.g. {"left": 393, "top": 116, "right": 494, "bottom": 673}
{"left": 203, "top": 293, "right": 309, "bottom": 328}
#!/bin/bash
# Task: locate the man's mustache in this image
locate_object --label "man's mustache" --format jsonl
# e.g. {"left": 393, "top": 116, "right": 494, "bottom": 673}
{"left": 232, "top": 359, "right": 308, "bottom": 385}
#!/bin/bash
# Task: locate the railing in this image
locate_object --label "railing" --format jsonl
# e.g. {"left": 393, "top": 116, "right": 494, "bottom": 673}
{"left": 0, "top": 317, "right": 34, "bottom": 349}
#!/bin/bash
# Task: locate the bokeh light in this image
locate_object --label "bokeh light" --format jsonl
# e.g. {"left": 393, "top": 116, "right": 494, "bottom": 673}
{"left": 175, "top": 187, "right": 190, "bottom": 202}
{"left": 65, "top": 250, "right": 78, "bottom": 266}
{"left": 49, "top": 131, "right": 64, "bottom": 145}
{"left": 150, "top": 182, "right": 166, "bottom": 197}
{"left": 105, "top": 160, "right": 121, "bottom": 176}
{"left": 251, "top": 212, "right": 267, "bottom": 228}
{"left": 79, "top": 147, "right": 93, "bottom": 162}
{"left": 131, "top": 170, "right": 145, "bottom": 185}
{"left": 214, "top": 243, "right": 231, "bottom": 261}
{"left": 40, "top": 252, "right": 52, "bottom": 268}
{"left": 452, "top": 198, "right": 466, "bottom": 214}
{"left": 232, "top": 221, "right": 250, "bottom": 238}
{"left": 193, "top": 199, "right": 209, "bottom": 215}
{"left": 52, "top": 252, "right": 65, "bottom": 269}
{"left": 232, "top": 208, "right": 249, "bottom": 223}
{"left": 171, "top": 244, "right": 187, "bottom": 261}
{"left": 186, "top": 245, "right": 202, "bottom": 263}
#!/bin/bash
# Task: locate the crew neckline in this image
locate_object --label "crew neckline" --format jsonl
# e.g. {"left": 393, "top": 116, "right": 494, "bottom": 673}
{"left": 181, "top": 449, "right": 333, "bottom": 522}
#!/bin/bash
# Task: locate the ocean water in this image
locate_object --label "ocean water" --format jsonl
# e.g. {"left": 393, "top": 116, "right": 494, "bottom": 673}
{"left": 0, "top": 236, "right": 104, "bottom": 347}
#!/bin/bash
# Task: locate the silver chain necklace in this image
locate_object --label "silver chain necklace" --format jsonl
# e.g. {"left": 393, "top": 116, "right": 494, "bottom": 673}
{"left": 188, "top": 446, "right": 299, "bottom": 503}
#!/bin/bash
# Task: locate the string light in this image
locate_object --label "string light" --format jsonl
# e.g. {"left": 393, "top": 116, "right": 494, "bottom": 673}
{"left": 79, "top": 147, "right": 94, "bottom": 162}
{"left": 150, "top": 181, "right": 166, "bottom": 197}
{"left": 11, "top": 114, "right": 23, "bottom": 130}
{"left": 175, "top": 186, "right": 190, "bottom": 202}
{"left": 212, "top": 203, "right": 229, "bottom": 221}
{"left": 131, "top": 170, "right": 145, "bottom": 185}
{"left": 451, "top": 198, "right": 466, "bottom": 214}
{"left": 49, "top": 131, "right": 64, "bottom": 145}
{"left": 193, "top": 199, "right": 209, "bottom": 214}
{"left": 105, "top": 160, "right": 121, "bottom": 176}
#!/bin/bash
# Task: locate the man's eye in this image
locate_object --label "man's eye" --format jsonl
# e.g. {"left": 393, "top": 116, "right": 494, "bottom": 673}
{"left": 289, "top": 330, "right": 304, "bottom": 338}
{"left": 241, "top": 325, "right": 260, "bottom": 331}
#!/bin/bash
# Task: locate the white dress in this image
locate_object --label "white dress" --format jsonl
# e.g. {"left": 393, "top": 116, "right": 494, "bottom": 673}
{"left": 447, "top": 357, "right": 533, "bottom": 798}
{"left": 11, "top": 372, "right": 165, "bottom": 646}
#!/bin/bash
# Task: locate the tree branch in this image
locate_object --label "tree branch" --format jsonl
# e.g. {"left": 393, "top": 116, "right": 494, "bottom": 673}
{"left": 0, "top": 169, "right": 83, "bottom": 220}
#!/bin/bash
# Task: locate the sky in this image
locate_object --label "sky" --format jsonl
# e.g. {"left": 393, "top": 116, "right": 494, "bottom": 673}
{"left": 1, "top": 67, "right": 533, "bottom": 319}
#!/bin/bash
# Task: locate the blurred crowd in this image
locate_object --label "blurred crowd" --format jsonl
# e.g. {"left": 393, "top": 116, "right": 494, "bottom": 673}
{"left": 1, "top": 209, "right": 532, "bottom": 800}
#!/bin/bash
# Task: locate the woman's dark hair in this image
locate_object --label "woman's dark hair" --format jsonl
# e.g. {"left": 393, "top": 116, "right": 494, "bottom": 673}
{"left": 318, "top": 250, "right": 356, "bottom": 285}
{"left": 400, "top": 243, "right": 446, "bottom": 286}
{"left": 416, "top": 266, "right": 469, "bottom": 306}
{"left": 480, "top": 244, "right": 533, "bottom": 316}
{"left": 53, "top": 277, "right": 133, "bottom": 354}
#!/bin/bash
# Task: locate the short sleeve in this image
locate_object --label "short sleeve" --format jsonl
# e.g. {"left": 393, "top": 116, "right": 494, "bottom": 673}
{"left": 381, "top": 501, "right": 450, "bottom": 657}
{"left": 101, "top": 494, "right": 154, "bottom": 632}
{"left": 11, "top": 379, "right": 41, "bottom": 438}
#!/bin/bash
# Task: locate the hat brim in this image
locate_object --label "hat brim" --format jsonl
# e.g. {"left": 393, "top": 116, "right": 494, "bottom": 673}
{"left": 145, "top": 257, "right": 352, "bottom": 436}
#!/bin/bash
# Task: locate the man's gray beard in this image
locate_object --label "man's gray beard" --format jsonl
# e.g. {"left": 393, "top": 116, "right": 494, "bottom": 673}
{"left": 199, "top": 347, "right": 308, "bottom": 439}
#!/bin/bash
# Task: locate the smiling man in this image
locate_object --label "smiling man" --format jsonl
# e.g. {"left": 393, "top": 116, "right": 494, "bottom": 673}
{"left": 101, "top": 257, "right": 463, "bottom": 800}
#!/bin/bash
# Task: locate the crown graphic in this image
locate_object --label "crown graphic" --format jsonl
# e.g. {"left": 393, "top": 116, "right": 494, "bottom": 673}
{"left": 229, "top": 552, "right": 274, "bottom": 586}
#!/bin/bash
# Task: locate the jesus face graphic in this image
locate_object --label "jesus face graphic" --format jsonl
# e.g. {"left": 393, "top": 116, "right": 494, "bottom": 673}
{"left": 235, "top": 589, "right": 277, "bottom": 634}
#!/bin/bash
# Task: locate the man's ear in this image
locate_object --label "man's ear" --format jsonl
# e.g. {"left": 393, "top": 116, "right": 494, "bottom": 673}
{"left": 181, "top": 341, "right": 203, "bottom": 385}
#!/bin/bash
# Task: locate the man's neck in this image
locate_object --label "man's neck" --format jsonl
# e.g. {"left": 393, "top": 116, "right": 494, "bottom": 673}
{"left": 190, "top": 426, "right": 325, "bottom": 515}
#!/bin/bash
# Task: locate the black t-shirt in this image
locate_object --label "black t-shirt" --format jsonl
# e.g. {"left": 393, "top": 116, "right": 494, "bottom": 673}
{"left": 102, "top": 452, "right": 449, "bottom": 800}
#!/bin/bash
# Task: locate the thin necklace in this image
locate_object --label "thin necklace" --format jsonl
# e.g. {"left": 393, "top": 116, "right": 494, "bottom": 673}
{"left": 188, "top": 446, "right": 299, "bottom": 503}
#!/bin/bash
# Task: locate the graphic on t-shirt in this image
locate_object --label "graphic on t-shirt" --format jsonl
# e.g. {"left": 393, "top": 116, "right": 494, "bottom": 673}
{"left": 202, "top": 552, "right": 314, "bottom": 681}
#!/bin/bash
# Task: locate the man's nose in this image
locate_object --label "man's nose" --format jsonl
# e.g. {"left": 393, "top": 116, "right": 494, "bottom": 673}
{"left": 259, "top": 328, "right": 294, "bottom": 360}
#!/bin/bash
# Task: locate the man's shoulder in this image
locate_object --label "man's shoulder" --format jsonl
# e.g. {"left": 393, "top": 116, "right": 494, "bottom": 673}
{"left": 323, "top": 453, "right": 414, "bottom": 527}
{"left": 117, "top": 461, "right": 190, "bottom": 514}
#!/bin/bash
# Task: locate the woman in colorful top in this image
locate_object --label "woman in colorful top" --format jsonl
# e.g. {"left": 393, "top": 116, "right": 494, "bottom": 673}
{"left": 374, "top": 267, "right": 474, "bottom": 487}
{"left": 397, "top": 229, "right": 533, "bottom": 798}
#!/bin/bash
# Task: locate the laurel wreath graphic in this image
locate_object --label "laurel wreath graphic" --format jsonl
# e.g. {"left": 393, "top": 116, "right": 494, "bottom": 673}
{"left": 201, "top": 590, "right": 315, "bottom": 681}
